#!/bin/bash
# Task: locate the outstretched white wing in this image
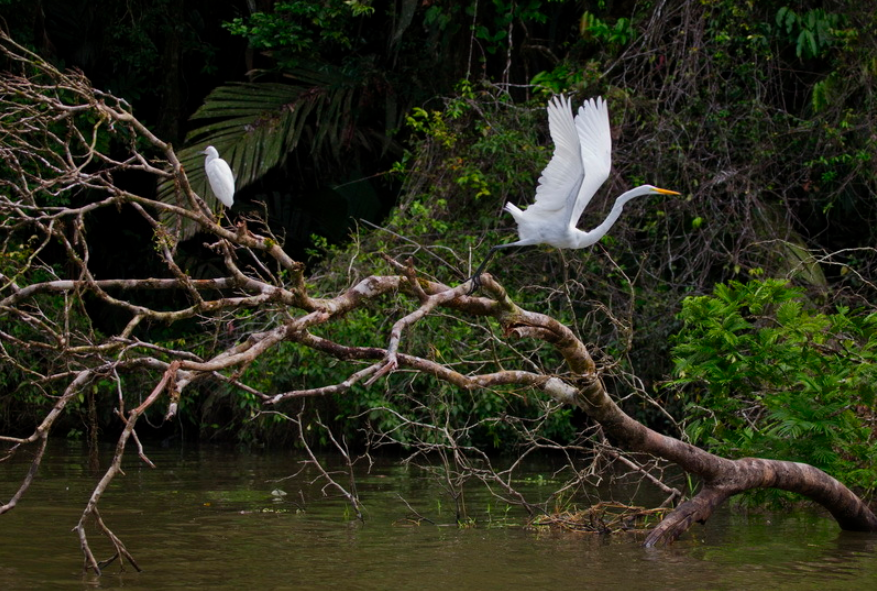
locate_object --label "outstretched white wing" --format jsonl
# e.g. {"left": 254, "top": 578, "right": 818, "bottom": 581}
{"left": 570, "top": 97, "right": 612, "bottom": 225}
{"left": 524, "top": 95, "right": 584, "bottom": 225}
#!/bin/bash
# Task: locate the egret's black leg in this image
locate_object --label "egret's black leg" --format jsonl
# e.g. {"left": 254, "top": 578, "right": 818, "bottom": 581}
{"left": 465, "top": 245, "right": 506, "bottom": 294}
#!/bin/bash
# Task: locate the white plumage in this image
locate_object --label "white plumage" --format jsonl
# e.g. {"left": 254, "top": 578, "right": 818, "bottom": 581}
{"left": 200, "top": 145, "right": 235, "bottom": 208}
{"left": 470, "top": 95, "right": 679, "bottom": 283}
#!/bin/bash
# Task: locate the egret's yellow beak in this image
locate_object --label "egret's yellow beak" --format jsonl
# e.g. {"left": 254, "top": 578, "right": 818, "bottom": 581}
{"left": 653, "top": 187, "right": 681, "bottom": 195}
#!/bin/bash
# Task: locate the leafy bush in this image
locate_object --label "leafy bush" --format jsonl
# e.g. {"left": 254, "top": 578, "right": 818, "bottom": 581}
{"left": 668, "top": 278, "right": 877, "bottom": 500}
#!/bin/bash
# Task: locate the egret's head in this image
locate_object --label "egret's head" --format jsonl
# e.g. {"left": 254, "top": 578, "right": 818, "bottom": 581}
{"left": 200, "top": 145, "right": 219, "bottom": 158}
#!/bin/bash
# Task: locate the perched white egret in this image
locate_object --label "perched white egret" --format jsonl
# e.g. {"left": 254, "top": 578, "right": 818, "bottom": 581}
{"left": 200, "top": 145, "right": 235, "bottom": 208}
{"left": 469, "top": 95, "right": 680, "bottom": 286}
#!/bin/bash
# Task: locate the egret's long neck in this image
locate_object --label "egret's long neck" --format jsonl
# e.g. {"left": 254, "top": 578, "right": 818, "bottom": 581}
{"left": 576, "top": 186, "right": 653, "bottom": 248}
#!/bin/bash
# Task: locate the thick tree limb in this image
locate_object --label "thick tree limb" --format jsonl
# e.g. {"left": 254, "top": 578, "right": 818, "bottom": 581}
{"left": 274, "top": 269, "right": 877, "bottom": 543}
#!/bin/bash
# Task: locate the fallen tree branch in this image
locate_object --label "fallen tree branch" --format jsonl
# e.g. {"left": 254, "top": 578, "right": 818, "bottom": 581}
{"left": 2, "top": 29, "right": 876, "bottom": 574}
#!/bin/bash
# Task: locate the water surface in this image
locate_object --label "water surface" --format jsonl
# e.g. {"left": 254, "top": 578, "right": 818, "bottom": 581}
{"left": 1, "top": 443, "right": 876, "bottom": 590}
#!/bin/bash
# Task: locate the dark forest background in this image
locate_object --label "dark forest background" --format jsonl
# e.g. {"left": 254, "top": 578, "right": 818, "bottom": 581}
{"left": 2, "top": 0, "right": 877, "bottom": 499}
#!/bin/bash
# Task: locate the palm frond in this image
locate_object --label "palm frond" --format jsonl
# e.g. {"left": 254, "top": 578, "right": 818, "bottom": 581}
{"left": 158, "top": 66, "right": 363, "bottom": 238}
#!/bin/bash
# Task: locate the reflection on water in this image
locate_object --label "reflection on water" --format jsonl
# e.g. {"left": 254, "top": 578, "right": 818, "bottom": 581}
{"left": 1, "top": 442, "right": 876, "bottom": 590}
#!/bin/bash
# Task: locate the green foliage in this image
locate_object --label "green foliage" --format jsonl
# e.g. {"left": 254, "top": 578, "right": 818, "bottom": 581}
{"left": 224, "top": 1, "right": 370, "bottom": 70}
{"left": 579, "top": 11, "right": 635, "bottom": 48}
{"left": 530, "top": 63, "right": 584, "bottom": 95}
{"left": 668, "top": 279, "right": 877, "bottom": 501}
{"left": 402, "top": 91, "right": 545, "bottom": 206}
{"left": 774, "top": 7, "right": 842, "bottom": 60}
{"left": 393, "top": 82, "right": 547, "bottom": 244}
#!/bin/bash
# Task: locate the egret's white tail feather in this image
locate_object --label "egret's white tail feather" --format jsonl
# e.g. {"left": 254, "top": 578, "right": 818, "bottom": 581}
{"left": 503, "top": 201, "right": 544, "bottom": 244}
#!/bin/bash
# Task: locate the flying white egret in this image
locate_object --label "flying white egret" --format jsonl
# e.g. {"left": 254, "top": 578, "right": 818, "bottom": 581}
{"left": 200, "top": 145, "right": 235, "bottom": 208}
{"left": 468, "top": 95, "right": 680, "bottom": 287}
